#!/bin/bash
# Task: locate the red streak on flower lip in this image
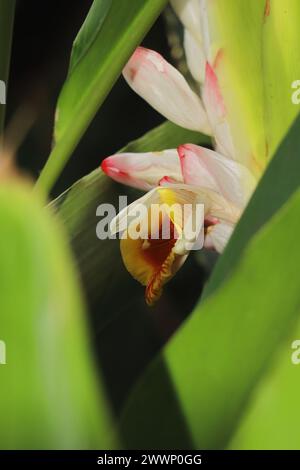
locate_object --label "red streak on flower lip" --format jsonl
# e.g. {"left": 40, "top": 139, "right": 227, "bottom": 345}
{"left": 264, "top": 0, "right": 271, "bottom": 20}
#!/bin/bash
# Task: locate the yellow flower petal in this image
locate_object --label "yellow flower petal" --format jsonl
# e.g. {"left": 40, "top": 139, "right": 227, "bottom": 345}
{"left": 120, "top": 219, "right": 181, "bottom": 305}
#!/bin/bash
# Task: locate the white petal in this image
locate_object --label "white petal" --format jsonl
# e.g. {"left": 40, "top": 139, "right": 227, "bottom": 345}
{"left": 203, "top": 62, "right": 236, "bottom": 159}
{"left": 172, "top": 198, "right": 205, "bottom": 254}
{"left": 184, "top": 29, "right": 206, "bottom": 83}
{"left": 110, "top": 188, "right": 159, "bottom": 235}
{"left": 204, "top": 222, "right": 234, "bottom": 253}
{"left": 171, "top": 0, "right": 202, "bottom": 41}
{"left": 199, "top": 0, "right": 212, "bottom": 61}
{"left": 101, "top": 149, "right": 183, "bottom": 191}
{"left": 123, "top": 47, "right": 211, "bottom": 134}
{"left": 157, "top": 183, "right": 241, "bottom": 224}
{"left": 178, "top": 144, "right": 257, "bottom": 207}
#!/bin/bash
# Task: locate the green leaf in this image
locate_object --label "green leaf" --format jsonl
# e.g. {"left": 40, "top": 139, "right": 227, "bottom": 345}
{"left": 69, "top": 0, "right": 112, "bottom": 74}
{"left": 0, "top": 184, "right": 116, "bottom": 449}
{"left": 0, "top": 0, "right": 15, "bottom": 136}
{"left": 228, "top": 320, "right": 300, "bottom": 450}
{"left": 36, "top": 0, "right": 168, "bottom": 194}
{"left": 119, "top": 185, "right": 300, "bottom": 449}
{"left": 204, "top": 0, "right": 300, "bottom": 174}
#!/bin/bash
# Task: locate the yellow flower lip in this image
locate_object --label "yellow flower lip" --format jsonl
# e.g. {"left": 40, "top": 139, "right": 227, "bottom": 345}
{"left": 121, "top": 214, "right": 179, "bottom": 306}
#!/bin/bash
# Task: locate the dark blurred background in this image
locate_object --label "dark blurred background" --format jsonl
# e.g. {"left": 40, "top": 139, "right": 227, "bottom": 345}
{"left": 7, "top": 0, "right": 171, "bottom": 196}
{"left": 7, "top": 0, "right": 215, "bottom": 415}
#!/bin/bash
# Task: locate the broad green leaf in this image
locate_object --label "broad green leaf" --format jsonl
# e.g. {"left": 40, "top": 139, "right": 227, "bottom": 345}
{"left": 228, "top": 321, "right": 300, "bottom": 450}
{"left": 36, "top": 0, "right": 168, "bottom": 193}
{"left": 262, "top": 0, "right": 300, "bottom": 158}
{"left": 69, "top": 0, "right": 112, "bottom": 74}
{"left": 119, "top": 186, "right": 300, "bottom": 449}
{"left": 205, "top": 0, "right": 300, "bottom": 174}
{"left": 0, "top": 0, "right": 15, "bottom": 135}
{"left": 0, "top": 183, "right": 116, "bottom": 449}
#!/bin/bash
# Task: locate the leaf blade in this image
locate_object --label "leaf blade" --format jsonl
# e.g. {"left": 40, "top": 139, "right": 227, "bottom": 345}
{"left": 68, "top": 0, "right": 112, "bottom": 74}
{"left": 0, "top": 184, "right": 116, "bottom": 449}
{"left": 36, "top": 0, "right": 168, "bottom": 193}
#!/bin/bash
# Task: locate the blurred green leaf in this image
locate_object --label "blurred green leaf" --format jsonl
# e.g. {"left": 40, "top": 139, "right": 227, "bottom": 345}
{"left": 119, "top": 185, "right": 300, "bottom": 449}
{"left": 0, "top": 184, "right": 116, "bottom": 449}
{"left": 204, "top": 0, "right": 300, "bottom": 173}
{"left": 261, "top": 0, "right": 300, "bottom": 158}
{"left": 0, "top": 0, "right": 15, "bottom": 136}
{"left": 228, "top": 320, "right": 300, "bottom": 450}
{"left": 36, "top": 0, "right": 168, "bottom": 193}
